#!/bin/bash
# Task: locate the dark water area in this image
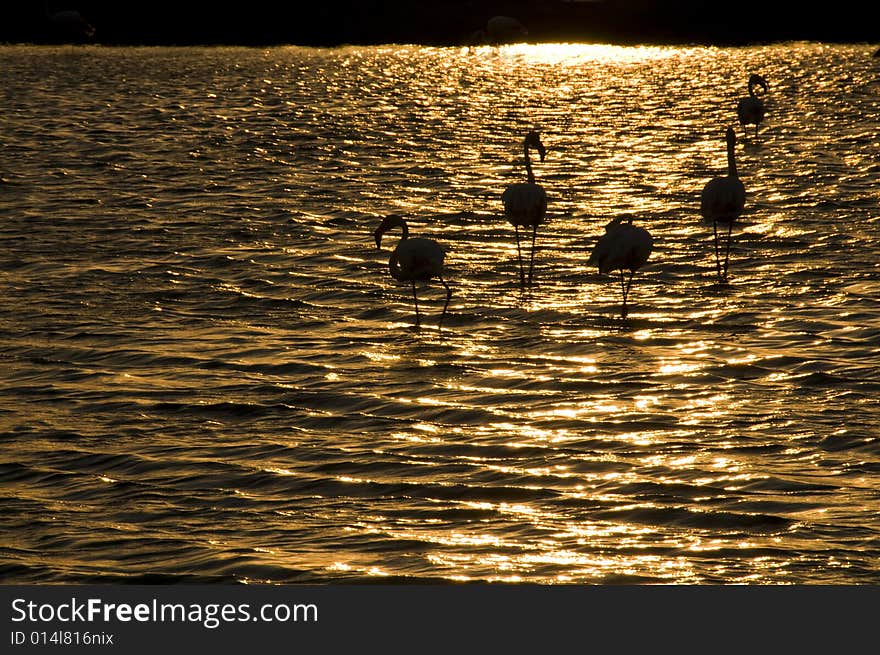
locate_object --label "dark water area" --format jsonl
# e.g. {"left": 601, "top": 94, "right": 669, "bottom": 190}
{"left": 4, "top": 2, "right": 880, "bottom": 48}
{"left": 1, "top": 43, "right": 879, "bottom": 584}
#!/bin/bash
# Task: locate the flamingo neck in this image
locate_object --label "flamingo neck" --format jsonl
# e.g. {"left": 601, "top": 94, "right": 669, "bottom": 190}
{"left": 375, "top": 215, "right": 408, "bottom": 250}
{"left": 524, "top": 141, "right": 535, "bottom": 185}
{"left": 748, "top": 77, "right": 767, "bottom": 99}
{"left": 727, "top": 137, "right": 738, "bottom": 178}
{"left": 387, "top": 215, "right": 408, "bottom": 240}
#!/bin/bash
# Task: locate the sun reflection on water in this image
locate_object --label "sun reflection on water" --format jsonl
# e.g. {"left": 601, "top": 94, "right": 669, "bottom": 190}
{"left": 497, "top": 43, "right": 688, "bottom": 66}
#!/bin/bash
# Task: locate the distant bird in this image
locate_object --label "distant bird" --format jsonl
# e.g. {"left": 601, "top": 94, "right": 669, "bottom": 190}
{"left": 43, "top": 1, "right": 96, "bottom": 40}
{"left": 736, "top": 73, "right": 769, "bottom": 138}
{"left": 374, "top": 214, "right": 451, "bottom": 328}
{"left": 502, "top": 130, "right": 547, "bottom": 285}
{"left": 486, "top": 15, "right": 529, "bottom": 44}
{"left": 700, "top": 127, "right": 746, "bottom": 282}
{"left": 587, "top": 217, "right": 653, "bottom": 319}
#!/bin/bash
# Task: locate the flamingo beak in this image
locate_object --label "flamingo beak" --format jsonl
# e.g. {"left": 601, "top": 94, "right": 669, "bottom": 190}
{"left": 537, "top": 143, "right": 546, "bottom": 162}
{"left": 374, "top": 228, "right": 383, "bottom": 249}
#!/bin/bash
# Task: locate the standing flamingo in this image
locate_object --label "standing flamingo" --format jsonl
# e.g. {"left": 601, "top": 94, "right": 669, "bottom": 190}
{"left": 587, "top": 217, "right": 654, "bottom": 319}
{"left": 374, "top": 214, "right": 451, "bottom": 328}
{"left": 502, "top": 130, "right": 547, "bottom": 286}
{"left": 736, "top": 73, "right": 769, "bottom": 138}
{"left": 700, "top": 127, "right": 746, "bottom": 283}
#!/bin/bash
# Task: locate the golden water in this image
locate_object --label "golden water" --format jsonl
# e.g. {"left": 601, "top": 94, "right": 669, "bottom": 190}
{"left": 1, "top": 43, "right": 878, "bottom": 583}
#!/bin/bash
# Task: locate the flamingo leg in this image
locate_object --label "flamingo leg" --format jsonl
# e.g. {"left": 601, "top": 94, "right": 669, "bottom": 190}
{"left": 438, "top": 275, "right": 452, "bottom": 329}
{"left": 514, "top": 225, "right": 525, "bottom": 286}
{"left": 624, "top": 269, "right": 636, "bottom": 318}
{"left": 411, "top": 280, "right": 421, "bottom": 328}
{"left": 527, "top": 225, "right": 537, "bottom": 284}
{"left": 713, "top": 220, "right": 722, "bottom": 282}
{"left": 619, "top": 269, "right": 628, "bottom": 319}
{"left": 722, "top": 221, "right": 733, "bottom": 282}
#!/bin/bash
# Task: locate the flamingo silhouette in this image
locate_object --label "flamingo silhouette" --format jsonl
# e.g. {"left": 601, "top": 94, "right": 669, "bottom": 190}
{"left": 587, "top": 217, "right": 654, "bottom": 319}
{"left": 374, "top": 214, "right": 451, "bottom": 328}
{"left": 486, "top": 16, "right": 529, "bottom": 44}
{"left": 43, "top": 1, "right": 96, "bottom": 40}
{"left": 736, "top": 73, "right": 769, "bottom": 138}
{"left": 465, "top": 16, "right": 528, "bottom": 46}
{"left": 700, "top": 127, "right": 746, "bottom": 283}
{"left": 502, "top": 130, "right": 547, "bottom": 286}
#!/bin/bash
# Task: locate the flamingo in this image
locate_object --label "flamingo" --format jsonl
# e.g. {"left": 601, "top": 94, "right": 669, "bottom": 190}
{"left": 466, "top": 16, "right": 528, "bottom": 46}
{"left": 486, "top": 16, "right": 529, "bottom": 44}
{"left": 587, "top": 217, "right": 654, "bottom": 319}
{"left": 374, "top": 214, "right": 451, "bottom": 328}
{"left": 736, "top": 73, "right": 769, "bottom": 138}
{"left": 43, "top": 1, "right": 96, "bottom": 40}
{"left": 502, "top": 130, "right": 547, "bottom": 286}
{"left": 700, "top": 126, "right": 746, "bottom": 283}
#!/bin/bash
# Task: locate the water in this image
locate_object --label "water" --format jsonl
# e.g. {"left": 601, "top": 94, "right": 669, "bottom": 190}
{"left": 1, "top": 43, "right": 878, "bottom": 584}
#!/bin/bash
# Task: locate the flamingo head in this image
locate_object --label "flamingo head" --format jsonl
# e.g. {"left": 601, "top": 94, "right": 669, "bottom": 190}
{"left": 748, "top": 73, "right": 769, "bottom": 94}
{"left": 603, "top": 216, "right": 624, "bottom": 232}
{"left": 374, "top": 213, "right": 408, "bottom": 249}
{"left": 526, "top": 130, "right": 546, "bottom": 161}
{"left": 725, "top": 126, "right": 736, "bottom": 146}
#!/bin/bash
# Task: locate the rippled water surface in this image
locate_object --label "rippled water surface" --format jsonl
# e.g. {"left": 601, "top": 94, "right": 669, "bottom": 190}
{"left": 1, "top": 43, "right": 879, "bottom": 584}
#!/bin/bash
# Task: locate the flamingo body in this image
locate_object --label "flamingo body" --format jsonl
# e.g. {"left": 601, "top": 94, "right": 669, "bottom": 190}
{"left": 588, "top": 219, "right": 653, "bottom": 275}
{"left": 501, "top": 182, "right": 547, "bottom": 228}
{"left": 736, "top": 96, "right": 765, "bottom": 132}
{"left": 389, "top": 237, "right": 446, "bottom": 283}
{"left": 700, "top": 175, "right": 745, "bottom": 224}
